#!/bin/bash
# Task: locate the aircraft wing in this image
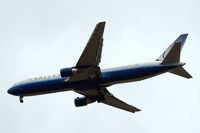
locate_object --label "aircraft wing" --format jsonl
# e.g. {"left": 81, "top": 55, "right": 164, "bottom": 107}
{"left": 68, "top": 22, "right": 105, "bottom": 82}
{"left": 76, "top": 22, "right": 105, "bottom": 67}
{"left": 102, "top": 92, "right": 141, "bottom": 113}
{"left": 75, "top": 88, "right": 141, "bottom": 113}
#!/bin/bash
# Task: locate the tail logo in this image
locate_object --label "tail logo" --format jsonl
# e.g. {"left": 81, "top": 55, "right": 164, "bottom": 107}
{"left": 162, "top": 51, "right": 166, "bottom": 59}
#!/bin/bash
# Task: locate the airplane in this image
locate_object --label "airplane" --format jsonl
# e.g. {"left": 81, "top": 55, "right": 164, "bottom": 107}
{"left": 7, "top": 22, "right": 192, "bottom": 113}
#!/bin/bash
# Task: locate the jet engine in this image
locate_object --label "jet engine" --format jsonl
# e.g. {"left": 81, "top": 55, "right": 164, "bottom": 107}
{"left": 74, "top": 97, "right": 96, "bottom": 107}
{"left": 60, "top": 67, "right": 81, "bottom": 77}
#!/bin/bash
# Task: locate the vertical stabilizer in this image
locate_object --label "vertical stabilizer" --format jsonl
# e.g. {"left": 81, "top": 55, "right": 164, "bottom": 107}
{"left": 161, "top": 42, "right": 181, "bottom": 64}
{"left": 156, "top": 34, "right": 188, "bottom": 62}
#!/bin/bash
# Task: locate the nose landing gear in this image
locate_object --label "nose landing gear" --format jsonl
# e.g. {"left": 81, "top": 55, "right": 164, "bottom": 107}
{"left": 19, "top": 96, "right": 23, "bottom": 103}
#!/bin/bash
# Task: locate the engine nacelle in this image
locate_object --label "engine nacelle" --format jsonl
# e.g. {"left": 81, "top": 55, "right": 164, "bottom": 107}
{"left": 74, "top": 97, "right": 96, "bottom": 107}
{"left": 60, "top": 67, "right": 80, "bottom": 77}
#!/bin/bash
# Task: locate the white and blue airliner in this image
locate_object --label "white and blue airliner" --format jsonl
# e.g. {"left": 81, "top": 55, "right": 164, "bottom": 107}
{"left": 8, "top": 22, "right": 192, "bottom": 113}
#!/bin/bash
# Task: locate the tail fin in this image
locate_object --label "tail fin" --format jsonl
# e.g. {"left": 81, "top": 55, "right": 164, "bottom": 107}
{"left": 156, "top": 34, "right": 192, "bottom": 78}
{"left": 156, "top": 34, "right": 188, "bottom": 64}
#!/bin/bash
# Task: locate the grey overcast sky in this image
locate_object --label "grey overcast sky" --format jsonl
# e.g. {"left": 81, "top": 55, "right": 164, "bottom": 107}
{"left": 0, "top": 0, "right": 199, "bottom": 133}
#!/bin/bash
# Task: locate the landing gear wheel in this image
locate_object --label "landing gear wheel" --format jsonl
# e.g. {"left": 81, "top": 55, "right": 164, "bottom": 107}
{"left": 20, "top": 99, "right": 23, "bottom": 103}
{"left": 19, "top": 96, "right": 23, "bottom": 103}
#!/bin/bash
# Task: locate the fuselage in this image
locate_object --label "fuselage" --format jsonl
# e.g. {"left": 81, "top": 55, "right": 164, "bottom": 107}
{"left": 7, "top": 61, "right": 184, "bottom": 97}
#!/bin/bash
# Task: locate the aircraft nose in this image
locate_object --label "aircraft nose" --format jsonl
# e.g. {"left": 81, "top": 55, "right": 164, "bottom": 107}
{"left": 7, "top": 88, "right": 15, "bottom": 95}
{"left": 7, "top": 89, "right": 12, "bottom": 94}
{"left": 7, "top": 86, "right": 20, "bottom": 96}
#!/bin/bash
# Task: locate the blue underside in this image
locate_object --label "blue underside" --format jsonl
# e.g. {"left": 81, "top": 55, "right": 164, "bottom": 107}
{"left": 8, "top": 64, "right": 180, "bottom": 96}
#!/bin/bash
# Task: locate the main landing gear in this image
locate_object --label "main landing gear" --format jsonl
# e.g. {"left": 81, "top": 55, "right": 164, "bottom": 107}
{"left": 19, "top": 96, "right": 23, "bottom": 103}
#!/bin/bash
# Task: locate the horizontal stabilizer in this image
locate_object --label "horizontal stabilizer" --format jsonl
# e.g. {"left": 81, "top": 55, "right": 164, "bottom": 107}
{"left": 170, "top": 67, "right": 192, "bottom": 79}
